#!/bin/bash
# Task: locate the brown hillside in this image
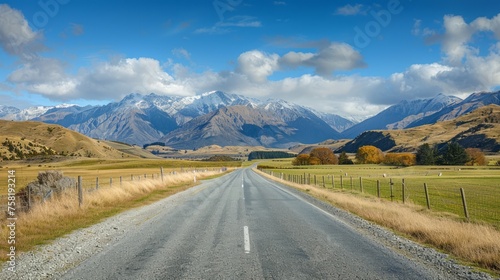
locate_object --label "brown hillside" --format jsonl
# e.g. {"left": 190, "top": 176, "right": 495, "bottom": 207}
{"left": 339, "top": 105, "right": 500, "bottom": 152}
{"left": 0, "top": 120, "right": 135, "bottom": 160}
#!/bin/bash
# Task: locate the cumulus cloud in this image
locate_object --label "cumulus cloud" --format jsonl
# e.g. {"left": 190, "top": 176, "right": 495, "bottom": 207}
{"left": 0, "top": 4, "right": 43, "bottom": 57}
{"left": 238, "top": 43, "right": 366, "bottom": 81}
{"left": 74, "top": 58, "right": 185, "bottom": 100}
{"left": 425, "top": 13, "right": 500, "bottom": 65}
{"left": 236, "top": 50, "right": 279, "bottom": 83}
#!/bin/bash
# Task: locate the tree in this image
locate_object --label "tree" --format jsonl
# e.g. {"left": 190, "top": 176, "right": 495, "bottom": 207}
{"left": 338, "top": 151, "right": 354, "bottom": 165}
{"left": 383, "top": 153, "right": 416, "bottom": 166}
{"left": 292, "top": 154, "right": 310, "bottom": 166}
{"left": 440, "top": 142, "right": 469, "bottom": 165}
{"left": 465, "top": 148, "right": 486, "bottom": 166}
{"left": 416, "top": 143, "right": 436, "bottom": 165}
{"left": 309, "top": 147, "right": 338, "bottom": 165}
{"left": 356, "top": 145, "right": 384, "bottom": 164}
{"left": 308, "top": 156, "right": 321, "bottom": 165}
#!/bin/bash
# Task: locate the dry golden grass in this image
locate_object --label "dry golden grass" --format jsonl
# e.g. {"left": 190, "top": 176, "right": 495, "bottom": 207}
{"left": 0, "top": 170, "right": 224, "bottom": 261}
{"left": 256, "top": 169, "right": 500, "bottom": 275}
{"left": 0, "top": 120, "right": 130, "bottom": 159}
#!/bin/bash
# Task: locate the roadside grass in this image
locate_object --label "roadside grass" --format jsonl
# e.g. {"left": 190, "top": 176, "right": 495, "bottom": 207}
{"left": 256, "top": 159, "right": 500, "bottom": 227}
{"left": 0, "top": 169, "right": 228, "bottom": 262}
{"left": 255, "top": 168, "right": 500, "bottom": 275}
{"left": 0, "top": 158, "right": 241, "bottom": 193}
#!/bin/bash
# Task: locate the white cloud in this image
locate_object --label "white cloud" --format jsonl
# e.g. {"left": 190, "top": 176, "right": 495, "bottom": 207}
{"left": 73, "top": 58, "right": 182, "bottom": 100}
{"left": 426, "top": 13, "right": 500, "bottom": 65}
{"left": 195, "top": 15, "right": 261, "bottom": 34}
{"left": 236, "top": 50, "right": 279, "bottom": 83}
{"left": 335, "top": 4, "right": 366, "bottom": 16}
{"left": 0, "top": 4, "right": 43, "bottom": 58}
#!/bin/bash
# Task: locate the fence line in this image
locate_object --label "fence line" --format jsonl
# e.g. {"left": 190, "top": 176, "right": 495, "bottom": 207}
{"left": 0, "top": 167, "right": 226, "bottom": 214}
{"left": 259, "top": 168, "right": 500, "bottom": 227}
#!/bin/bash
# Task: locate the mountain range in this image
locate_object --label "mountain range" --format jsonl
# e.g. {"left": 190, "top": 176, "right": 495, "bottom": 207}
{"left": 0, "top": 91, "right": 353, "bottom": 147}
{"left": 1, "top": 90, "right": 499, "bottom": 149}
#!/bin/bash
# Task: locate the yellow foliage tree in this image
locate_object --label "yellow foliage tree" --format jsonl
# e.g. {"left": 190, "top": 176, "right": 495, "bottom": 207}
{"left": 292, "top": 154, "right": 310, "bottom": 166}
{"left": 383, "top": 153, "right": 416, "bottom": 166}
{"left": 465, "top": 148, "right": 486, "bottom": 166}
{"left": 309, "top": 147, "right": 338, "bottom": 165}
{"left": 355, "top": 145, "right": 384, "bottom": 164}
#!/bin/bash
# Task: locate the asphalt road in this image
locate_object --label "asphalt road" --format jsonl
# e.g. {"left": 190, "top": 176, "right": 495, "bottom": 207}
{"left": 63, "top": 168, "right": 446, "bottom": 279}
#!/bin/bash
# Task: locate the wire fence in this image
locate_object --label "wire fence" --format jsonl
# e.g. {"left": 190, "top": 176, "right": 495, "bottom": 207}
{"left": 0, "top": 167, "right": 226, "bottom": 215}
{"left": 260, "top": 169, "right": 500, "bottom": 227}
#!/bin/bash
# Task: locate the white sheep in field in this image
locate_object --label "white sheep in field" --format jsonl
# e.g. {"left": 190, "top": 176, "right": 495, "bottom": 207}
{"left": 438, "top": 172, "right": 442, "bottom": 177}
{"left": 383, "top": 174, "right": 387, "bottom": 178}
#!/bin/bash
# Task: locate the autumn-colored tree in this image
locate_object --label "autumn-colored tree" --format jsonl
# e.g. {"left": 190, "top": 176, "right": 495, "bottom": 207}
{"left": 465, "top": 148, "right": 486, "bottom": 166}
{"left": 292, "top": 154, "right": 310, "bottom": 166}
{"left": 308, "top": 156, "right": 321, "bottom": 165}
{"left": 383, "top": 153, "right": 416, "bottom": 166}
{"left": 309, "top": 147, "right": 338, "bottom": 165}
{"left": 355, "top": 145, "right": 384, "bottom": 164}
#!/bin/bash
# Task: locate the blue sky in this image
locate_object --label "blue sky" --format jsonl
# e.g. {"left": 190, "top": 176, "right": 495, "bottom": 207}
{"left": 1, "top": 0, "right": 500, "bottom": 118}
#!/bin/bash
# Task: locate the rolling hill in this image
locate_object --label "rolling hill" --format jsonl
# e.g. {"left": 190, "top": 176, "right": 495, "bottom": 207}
{"left": 337, "top": 105, "right": 500, "bottom": 153}
{"left": 0, "top": 120, "right": 138, "bottom": 161}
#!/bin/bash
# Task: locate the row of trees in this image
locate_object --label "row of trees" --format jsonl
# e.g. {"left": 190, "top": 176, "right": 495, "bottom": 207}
{"left": 416, "top": 143, "right": 486, "bottom": 166}
{"left": 292, "top": 143, "right": 486, "bottom": 166}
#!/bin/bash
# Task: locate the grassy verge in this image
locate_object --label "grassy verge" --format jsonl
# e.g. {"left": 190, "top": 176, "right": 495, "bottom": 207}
{"left": 0, "top": 170, "right": 230, "bottom": 262}
{"left": 254, "top": 168, "right": 500, "bottom": 276}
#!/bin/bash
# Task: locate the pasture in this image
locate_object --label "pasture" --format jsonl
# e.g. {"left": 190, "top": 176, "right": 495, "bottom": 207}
{"left": 258, "top": 159, "right": 500, "bottom": 227}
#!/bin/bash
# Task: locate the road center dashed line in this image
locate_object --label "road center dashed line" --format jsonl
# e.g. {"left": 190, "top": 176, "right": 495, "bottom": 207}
{"left": 244, "top": 226, "right": 250, "bottom": 253}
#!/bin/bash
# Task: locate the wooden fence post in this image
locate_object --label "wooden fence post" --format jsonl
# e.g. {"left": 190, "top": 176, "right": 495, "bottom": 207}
{"left": 377, "top": 180, "right": 380, "bottom": 198}
{"left": 340, "top": 175, "right": 343, "bottom": 189}
{"left": 314, "top": 175, "right": 317, "bottom": 186}
{"left": 460, "top": 188, "right": 469, "bottom": 220}
{"left": 27, "top": 187, "right": 31, "bottom": 211}
{"left": 402, "top": 178, "right": 406, "bottom": 204}
{"left": 160, "top": 167, "right": 164, "bottom": 182}
{"left": 332, "top": 175, "right": 335, "bottom": 189}
{"left": 350, "top": 176, "right": 353, "bottom": 190}
{"left": 110, "top": 177, "right": 113, "bottom": 187}
{"left": 390, "top": 178, "right": 394, "bottom": 202}
{"left": 322, "top": 176, "right": 325, "bottom": 188}
{"left": 78, "top": 176, "right": 83, "bottom": 207}
{"left": 424, "top": 183, "right": 430, "bottom": 209}
{"left": 96, "top": 177, "right": 99, "bottom": 190}
{"left": 359, "top": 177, "right": 363, "bottom": 193}
{"left": 120, "top": 176, "right": 122, "bottom": 187}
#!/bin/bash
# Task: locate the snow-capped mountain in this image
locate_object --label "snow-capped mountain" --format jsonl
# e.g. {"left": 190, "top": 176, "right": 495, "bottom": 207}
{"left": 2, "top": 104, "right": 77, "bottom": 121}
{"left": 0, "top": 105, "right": 20, "bottom": 118}
{"left": 341, "top": 93, "right": 462, "bottom": 139}
{"left": 7, "top": 91, "right": 349, "bottom": 146}
{"left": 4, "top": 90, "right": 497, "bottom": 148}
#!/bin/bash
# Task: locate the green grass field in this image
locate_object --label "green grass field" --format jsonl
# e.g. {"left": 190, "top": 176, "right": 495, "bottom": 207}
{"left": 258, "top": 159, "right": 500, "bottom": 227}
